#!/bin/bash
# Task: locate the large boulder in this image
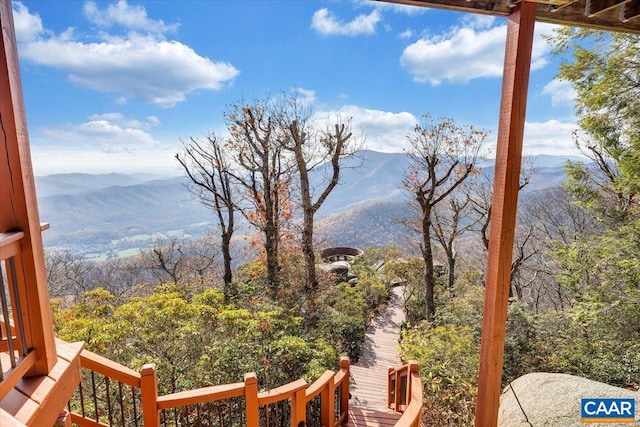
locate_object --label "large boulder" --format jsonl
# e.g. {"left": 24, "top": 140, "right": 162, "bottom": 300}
{"left": 499, "top": 373, "right": 639, "bottom": 426}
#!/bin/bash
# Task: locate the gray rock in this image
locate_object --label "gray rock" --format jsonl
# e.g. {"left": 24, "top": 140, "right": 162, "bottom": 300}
{"left": 499, "top": 373, "right": 639, "bottom": 426}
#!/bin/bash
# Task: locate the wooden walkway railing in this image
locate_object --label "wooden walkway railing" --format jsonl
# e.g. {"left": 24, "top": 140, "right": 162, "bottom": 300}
{"left": 68, "top": 349, "right": 423, "bottom": 427}
{"left": 388, "top": 361, "right": 422, "bottom": 427}
{"left": 1, "top": 231, "right": 37, "bottom": 401}
{"left": 69, "top": 350, "right": 350, "bottom": 427}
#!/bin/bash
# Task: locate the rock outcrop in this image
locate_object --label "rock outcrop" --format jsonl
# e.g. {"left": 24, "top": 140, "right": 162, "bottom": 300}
{"left": 499, "top": 373, "right": 639, "bottom": 426}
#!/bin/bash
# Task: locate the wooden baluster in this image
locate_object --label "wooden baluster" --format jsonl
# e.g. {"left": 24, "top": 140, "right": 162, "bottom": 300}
{"left": 387, "top": 367, "right": 395, "bottom": 410}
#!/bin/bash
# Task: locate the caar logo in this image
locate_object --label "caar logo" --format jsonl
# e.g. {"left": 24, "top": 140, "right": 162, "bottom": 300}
{"left": 581, "top": 398, "right": 635, "bottom": 423}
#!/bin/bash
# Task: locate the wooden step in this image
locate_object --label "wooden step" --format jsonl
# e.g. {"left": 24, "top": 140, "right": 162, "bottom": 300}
{"left": 0, "top": 341, "right": 83, "bottom": 426}
{"left": 343, "top": 406, "right": 401, "bottom": 426}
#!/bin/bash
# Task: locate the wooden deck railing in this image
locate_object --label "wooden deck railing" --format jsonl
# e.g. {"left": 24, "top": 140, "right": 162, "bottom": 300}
{"left": 0, "top": 231, "right": 38, "bottom": 401}
{"left": 70, "top": 350, "right": 351, "bottom": 427}
{"left": 387, "top": 361, "right": 423, "bottom": 427}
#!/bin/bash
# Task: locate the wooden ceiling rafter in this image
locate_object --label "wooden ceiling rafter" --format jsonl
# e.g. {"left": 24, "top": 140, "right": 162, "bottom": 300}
{"left": 622, "top": 0, "right": 640, "bottom": 21}
{"left": 382, "top": 0, "right": 640, "bottom": 33}
{"left": 586, "top": 0, "right": 632, "bottom": 17}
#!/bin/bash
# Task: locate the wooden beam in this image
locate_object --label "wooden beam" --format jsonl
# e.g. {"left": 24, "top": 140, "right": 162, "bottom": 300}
{"left": 586, "top": 0, "right": 631, "bottom": 16}
{"left": 0, "top": 0, "right": 57, "bottom": 374}
{"left": 622, "top": 0, "right": 640, "bottom": 20}
{"left": 381, "top": 0, "right": 640, "bottom": 34}
{"left": 475, "top": 2, "right": 536, "bottom": 426}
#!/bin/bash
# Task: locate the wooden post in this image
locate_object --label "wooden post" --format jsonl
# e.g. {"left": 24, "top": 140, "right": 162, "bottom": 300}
{"left": 291, "top": 386, "right": 307, "bottom": 427}
{"left": 320, "top": 373, "right": 335, "bottom": 427}
{"left": 0, "top": 0, "right": 57, "bottom": 375}
{"left": 140, "top": 364, "right": 159, "bottom": 427}
{"left": 475, "top": 2, "right": 536, "bottom": 426}
{"left": 407, "top": 361, "right": 418, "bottom": 407}
{"left": 244, "top": 372, "right": 259, "bottom": 427}
{"left": 339, "top": 356, "right": 349, "bottom": 417}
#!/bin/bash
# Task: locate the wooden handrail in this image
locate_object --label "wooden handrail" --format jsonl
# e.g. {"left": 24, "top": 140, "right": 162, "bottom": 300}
{"left": 0, "top": 350, "right": 36, "bottom": 400}
{"left": 71, "top": 351, "right": 353, "bottom": 427}
{"left": 79, "top": 350, "right": 141, "bottom": 388}
{"left": 0, "top": 231, "right": 24, "bottom": 260}
{"left": 305, "top": 370, "right": 334, "bottom": 400}
{"left": 157, "top": 381, "right": 245, "bottom": 410}
{"left": 257, "top": 378, "right": 306, "bottom": 405}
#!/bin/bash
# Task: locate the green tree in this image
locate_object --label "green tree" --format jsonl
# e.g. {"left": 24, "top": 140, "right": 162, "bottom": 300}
{"left": 551, "top": 29, "right": 639, "bottom": 224}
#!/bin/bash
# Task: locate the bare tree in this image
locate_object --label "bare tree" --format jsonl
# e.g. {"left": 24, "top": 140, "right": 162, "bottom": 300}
{"left": 403, "top": 116, "right": 486, "bottom": 321}
{"left": 468, "top": 156, "right": 536, "bottom": 252}
{"left": 176, "top": 134, "right": 236, "bottom": 299}
{"left": 467, "top": 156, "right": 536, "bottom": 298}
{"left": 225, "top": 98, "right": 294, "bottom": 296}
{"left": 140, "top": 236, "right": 186, "bottom": 286}
{"left": 136, "top": 235, "right": 219, "bottom": 289}
{"left": 431, "top": 191, "right": 477, "bottom": 291}
{"left": 278, "top": 96, "right": 362, "bottom": 294}
{"left": 45, "top": 248, "right": 92, "bottom": 300}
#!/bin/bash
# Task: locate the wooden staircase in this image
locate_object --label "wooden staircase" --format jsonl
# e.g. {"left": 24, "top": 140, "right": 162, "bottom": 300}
{"left": 0, "top": 340, "right": 83, "bottom": 427}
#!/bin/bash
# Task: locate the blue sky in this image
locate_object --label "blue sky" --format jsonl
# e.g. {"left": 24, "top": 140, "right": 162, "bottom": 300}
{"left": 13, "top": 0, "right": 579, "bottom": 176}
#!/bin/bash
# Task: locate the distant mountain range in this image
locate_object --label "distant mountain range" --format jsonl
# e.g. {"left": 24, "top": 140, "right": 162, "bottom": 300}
{"left": 35, "top": 150, "right": 579, "bottom": 259}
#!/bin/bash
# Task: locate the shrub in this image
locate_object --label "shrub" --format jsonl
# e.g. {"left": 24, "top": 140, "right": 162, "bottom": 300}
{"left": 400, "top": 323, "right": 478, "bottom": 425}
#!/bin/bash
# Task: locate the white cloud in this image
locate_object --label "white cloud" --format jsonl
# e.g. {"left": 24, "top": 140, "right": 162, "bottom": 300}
{"left": 460, "top": 14, "right": 496, "bottom": 30}
{"left": 14, "top": 2, "right": 238, "bottom": 108}
{"left": 542, "top": 78, "right": 577, "bottom": 107}
{"left": 31, "top": 147, "right": 179, "bottom": 175}
{"left": 29, "top": 113, "right": 179, "bottom": 175}
{"left": 399, "top": 29, "right": 413, "bottom": 39}
{"left": 83, "top": 0, "right": 179, "bottom": 35}
{"left": 37, "top": 114, "right": 161, "bottom": 152}
{"left": 400, "top": 20, "right": 557, "bottom": 85}
{"left": 311, "top": 8, "right": 381, "bottom": 36}
{"left": 292, "top": 87, "right": 317, "bottom": 106}
{"left": 316, "top": 105, "right": 417, "bottom": 152}
{"left": 361, "top": 0, "right": 427, "bottom": 15}
{"left": 12, "top": 2, "right": 44, "bottom": 42}
{"left": 524, "top": 119, "right": 579, "bottom": 156}
{"left": 87, "top": 112, "right": 160, "bottom": 130}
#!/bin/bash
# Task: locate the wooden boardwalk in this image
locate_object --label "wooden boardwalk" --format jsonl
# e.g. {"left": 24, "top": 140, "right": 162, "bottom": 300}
{"left": 346, "top": 285, "right": 406, "bottom": 426}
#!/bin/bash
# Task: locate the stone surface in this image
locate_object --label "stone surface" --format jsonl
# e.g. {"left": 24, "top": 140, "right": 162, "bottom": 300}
{"left": 499, "top": 372, "right": 639, "bottom": 426}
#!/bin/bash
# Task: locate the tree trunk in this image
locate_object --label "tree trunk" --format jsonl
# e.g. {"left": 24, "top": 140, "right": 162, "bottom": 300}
{"left": 221, "top": 231, "right": 234, "bottom": 300}
{"left": 301, "top": 213, "right": 317, "bottom": 291}
{"left": 265, "top": 222, "right": 279, "bottom": 296}
{"left": 447, "top": 256, "right": 456, "bottom": 291}
{"left": 421, "top": 206, "right": 436, "bottom": 322}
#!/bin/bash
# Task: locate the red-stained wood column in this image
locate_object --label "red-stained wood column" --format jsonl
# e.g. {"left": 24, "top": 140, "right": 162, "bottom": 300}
{"left": 475, "top": 2, "right": 536, "bottom": 426}
{"left": 0, "top": 0, "right": 57, "bottom": 373}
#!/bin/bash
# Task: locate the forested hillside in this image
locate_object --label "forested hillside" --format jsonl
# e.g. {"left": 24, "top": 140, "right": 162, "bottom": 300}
{"left": 37, "top": 151, "right": 569, "bottom": 258}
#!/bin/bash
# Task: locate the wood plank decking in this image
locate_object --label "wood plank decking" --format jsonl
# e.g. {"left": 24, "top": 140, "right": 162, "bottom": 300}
{"left": 347, "top": 285, "right": 406, "bottom": 425}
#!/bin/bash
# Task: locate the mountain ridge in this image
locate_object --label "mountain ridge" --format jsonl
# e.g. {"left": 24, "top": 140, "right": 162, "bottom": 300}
{"left": 36, "top": 151, "right": 576, "bottom": 258}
